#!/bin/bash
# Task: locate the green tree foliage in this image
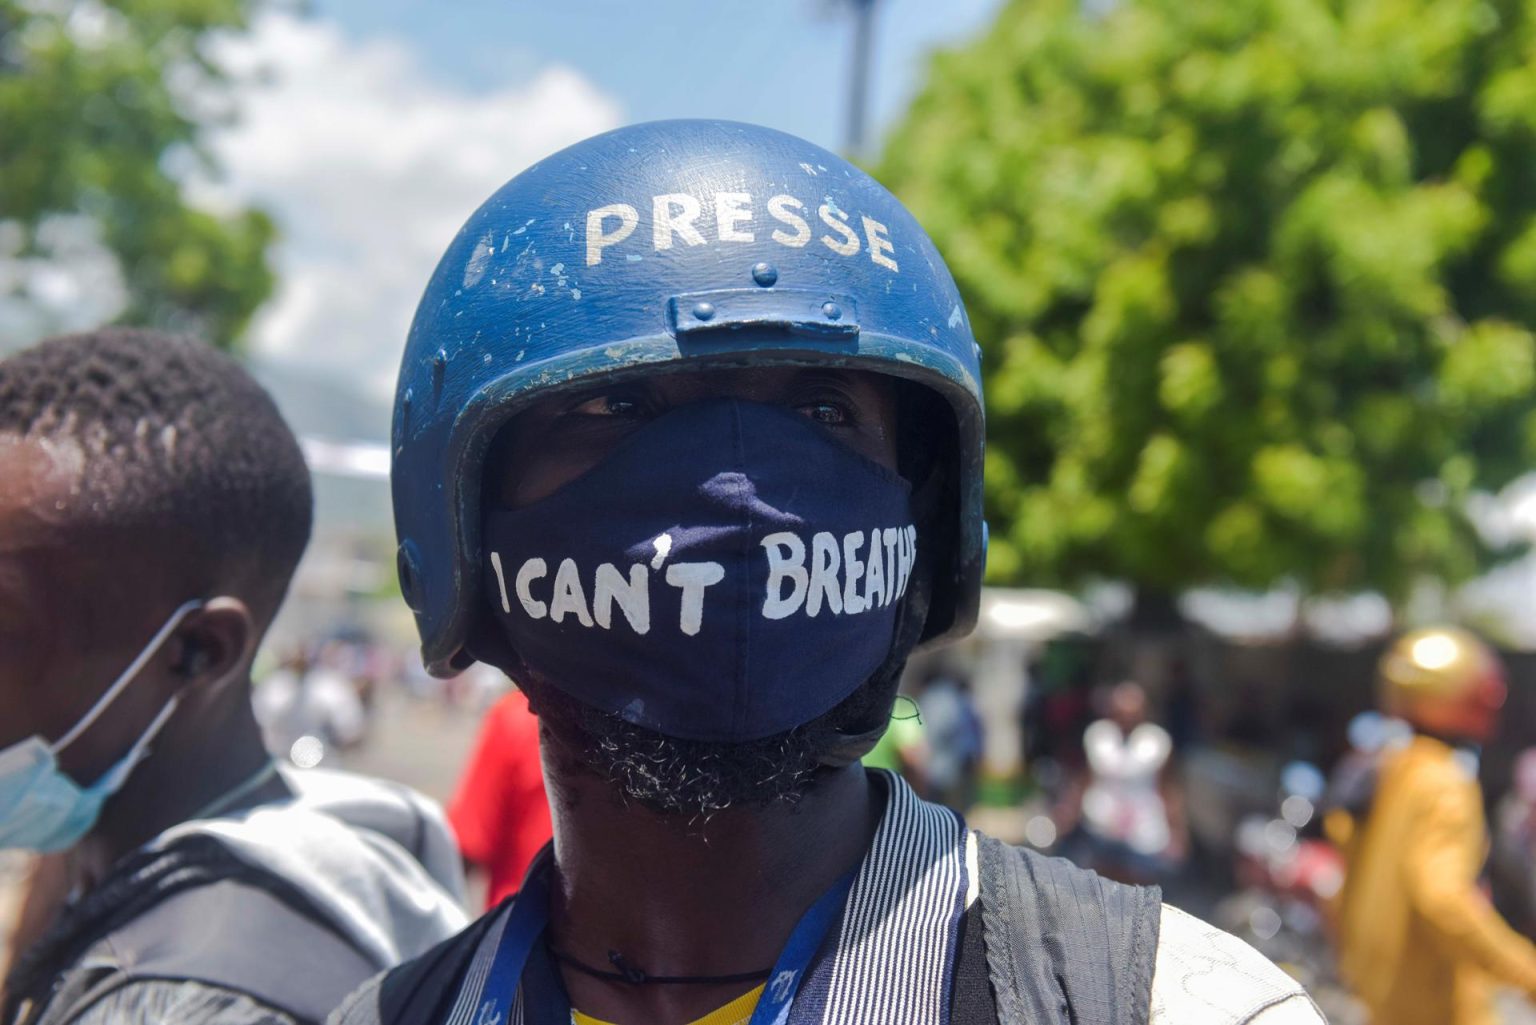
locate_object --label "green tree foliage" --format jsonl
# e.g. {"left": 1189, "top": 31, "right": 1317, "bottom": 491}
{"left": 0, "top": 0, "right": 273, "bottom": 349}
{"left": 878, "top": 0, "right": 1536, "bottom": 603}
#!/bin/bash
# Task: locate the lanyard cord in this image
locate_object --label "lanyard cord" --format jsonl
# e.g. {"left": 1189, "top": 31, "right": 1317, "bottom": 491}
{"left": 184, "top": 758, "right": 281, "bottom": 823}
{"left": 470, "top": 853, "right": 858, "bottom": 1025}
{"left": 550, "top": 947, "right": 772, "bottom": 986}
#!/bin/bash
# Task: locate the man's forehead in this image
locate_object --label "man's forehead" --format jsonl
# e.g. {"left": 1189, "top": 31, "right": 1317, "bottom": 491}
{"left": 0, "top": 434, "right": 88, "bottom": 551}
{"left": 0, "top": 434, "right": 170, "bottom": 604}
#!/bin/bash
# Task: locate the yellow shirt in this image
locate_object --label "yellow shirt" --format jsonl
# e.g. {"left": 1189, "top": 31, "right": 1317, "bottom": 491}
{"left": 1336, "top": 735, "right": 1536, "bottom": 1025}
{"left": 571, "top": 984, "right": 763, "bottom": 1025}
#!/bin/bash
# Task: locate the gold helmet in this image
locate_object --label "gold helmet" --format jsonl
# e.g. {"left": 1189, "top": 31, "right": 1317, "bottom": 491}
{"left": 1378, "top": 626, "right": 1507, "bottom": 740}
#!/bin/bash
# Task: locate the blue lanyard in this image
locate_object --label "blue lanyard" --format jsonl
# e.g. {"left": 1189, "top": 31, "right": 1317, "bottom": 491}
{"left": 476, "top": 855, "right": 857, "bottom": 1025}
{"left": 743, "top": 867, "right": 855, "bottom": 1025}
{"left": 480, "top": 858, "right": 554, "bottom": 1020}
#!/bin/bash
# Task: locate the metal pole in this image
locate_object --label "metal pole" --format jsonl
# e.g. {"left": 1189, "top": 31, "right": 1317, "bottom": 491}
{"left": 845, "top": 0, "right": 876, "bottom": 156}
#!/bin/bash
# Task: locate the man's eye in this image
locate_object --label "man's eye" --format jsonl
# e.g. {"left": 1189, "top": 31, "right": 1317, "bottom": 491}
{"left": 797, "top": 401, "right": 848, "bottom": 425}
{"left": 571, "top": 395, "right": 643, "bottom": 417}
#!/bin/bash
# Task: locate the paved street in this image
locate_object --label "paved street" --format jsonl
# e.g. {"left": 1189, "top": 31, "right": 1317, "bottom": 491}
{"left": 337, "top": 687, "right": 486, "bottom": 806}
{"left": 337, "top": 686, "right": 492, "bottom": 910}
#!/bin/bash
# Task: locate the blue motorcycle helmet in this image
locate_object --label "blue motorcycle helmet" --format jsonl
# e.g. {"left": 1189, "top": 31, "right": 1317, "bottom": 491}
{"left": 393, "top": 120, "right": 984, "bottom": 691}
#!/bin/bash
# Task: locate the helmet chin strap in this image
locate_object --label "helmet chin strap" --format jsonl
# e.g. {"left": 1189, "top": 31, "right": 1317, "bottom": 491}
{"left": 812, "top": 595, "right": 929, "bottom": 768}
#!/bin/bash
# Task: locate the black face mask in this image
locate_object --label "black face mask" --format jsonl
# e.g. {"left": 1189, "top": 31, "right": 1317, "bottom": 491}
{"left": 483, "top": 399, "right": 916, "bottom": 744}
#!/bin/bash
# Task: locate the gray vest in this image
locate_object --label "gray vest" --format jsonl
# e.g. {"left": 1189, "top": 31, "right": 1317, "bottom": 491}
{"left": 975, "top": 835, "right": 1161, "bottom": 1025}
{"left": 331, "top": 834, "right": 1162, "bottom": 1025}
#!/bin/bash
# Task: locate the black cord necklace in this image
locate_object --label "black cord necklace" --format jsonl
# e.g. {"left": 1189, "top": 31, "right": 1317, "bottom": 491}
{"left": 551, "top": 948, "right": 773, "bottom": 987}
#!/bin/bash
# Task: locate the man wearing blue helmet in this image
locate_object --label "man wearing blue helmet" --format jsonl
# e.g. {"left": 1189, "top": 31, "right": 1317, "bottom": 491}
{"left": 334, "top": 121, "right": 1322, "bottom": 1025}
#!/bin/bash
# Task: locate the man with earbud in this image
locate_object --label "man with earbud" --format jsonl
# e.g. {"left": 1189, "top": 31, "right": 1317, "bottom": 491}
{"left": 0, "top": 329, "right": 468, "bottom": 1025}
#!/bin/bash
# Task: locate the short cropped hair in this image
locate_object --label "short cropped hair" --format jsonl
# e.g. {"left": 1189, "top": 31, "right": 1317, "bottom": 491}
{"left": 0, "top": 328, "right": 313, "bottom": 607}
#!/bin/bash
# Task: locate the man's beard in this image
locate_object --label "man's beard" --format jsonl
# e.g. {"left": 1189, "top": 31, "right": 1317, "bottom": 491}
{"left": 517, "top": 667, "right": 900, "bottom": 818}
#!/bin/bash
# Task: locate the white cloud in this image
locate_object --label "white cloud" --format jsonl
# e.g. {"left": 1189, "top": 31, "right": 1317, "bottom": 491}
{"left": 203, "top": 13, "right": 622, "bottom": 395}
{"left": 0, "top": 216, "right": 127, "bottom": 347}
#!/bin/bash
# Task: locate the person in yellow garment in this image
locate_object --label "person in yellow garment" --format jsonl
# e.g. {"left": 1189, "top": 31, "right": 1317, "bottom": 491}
{"left": 1334, "top": 626, "right": 1536, "bottom": 1025}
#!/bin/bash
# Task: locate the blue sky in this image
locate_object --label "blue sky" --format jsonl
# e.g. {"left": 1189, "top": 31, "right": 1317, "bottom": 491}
{"left": 312, "top": 0, "right": 1003, "bottom": 154}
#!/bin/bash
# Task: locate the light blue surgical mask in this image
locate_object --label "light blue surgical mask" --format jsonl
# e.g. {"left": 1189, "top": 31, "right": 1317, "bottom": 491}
{"left": 0, "top": 600, "right": 203, "bottom": 852}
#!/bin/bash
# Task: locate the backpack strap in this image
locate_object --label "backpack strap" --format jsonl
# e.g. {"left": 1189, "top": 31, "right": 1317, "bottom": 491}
{"left": 328, "top": 898, "right": 509, "bottom": 1025}
{"left": 975, "top": 834, "right": 1161, "bottom": 1025}
{"left": 109, "top": 879, "right": 377, "bottom": 1023}
{"left": 5, "top": 836, "right": 382, "bottom": 1025}
{"left": 29, "top": 878, "right": 379, "bottom": 1025}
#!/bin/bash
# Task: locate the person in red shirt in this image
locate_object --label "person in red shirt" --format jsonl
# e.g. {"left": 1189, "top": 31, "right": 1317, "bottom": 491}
{"left": 447, "top": 689, "right": 552, "bottom": 907}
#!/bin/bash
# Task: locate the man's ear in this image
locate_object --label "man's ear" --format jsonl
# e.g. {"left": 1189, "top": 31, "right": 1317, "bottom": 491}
{"left": 170, "top": 597, "right": 255, "bottom": 694}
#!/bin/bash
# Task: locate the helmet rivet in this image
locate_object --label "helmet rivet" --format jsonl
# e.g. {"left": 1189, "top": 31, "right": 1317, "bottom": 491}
{"left": 393, "top": 389, "right": 410, "bottom": 445}
{"left": 751, "top": 262, "right": 778, "bottom": 287}
{"left": 822, "top": 301, "right": 842, "bottom": 321}
{"left": 692, "top": 301, "right": 716, "bottom": 321}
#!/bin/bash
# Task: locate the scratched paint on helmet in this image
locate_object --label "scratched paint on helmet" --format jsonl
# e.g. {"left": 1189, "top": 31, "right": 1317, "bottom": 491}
{"left": 391, "top": 119, "right": 985, "bottom": 676}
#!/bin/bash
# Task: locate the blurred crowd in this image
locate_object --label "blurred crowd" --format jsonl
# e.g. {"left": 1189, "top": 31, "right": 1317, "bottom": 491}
{"left": 224, "top": 610, "right": 1536, "bottom": 1025}
{"left": 14, "top": 595, "right": 1536, "bottom": 1023}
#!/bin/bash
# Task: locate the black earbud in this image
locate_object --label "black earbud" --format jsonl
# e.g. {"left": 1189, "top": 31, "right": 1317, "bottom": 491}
{"left": 174, "top": 641, "right": 212, "bottom": 678}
